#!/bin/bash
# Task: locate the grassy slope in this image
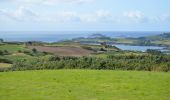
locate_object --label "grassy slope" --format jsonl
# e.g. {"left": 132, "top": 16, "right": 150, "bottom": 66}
{"left": 0, "top": 44, "right": 50, "bottom": 63}
{"left": 0, "top": 70, "right": 169, "bottom": 100}
{"left": 0, "top": 44, "right": 28, "bottom": 53}
{"left": 0, "top": 44, "right": 30, "bottom": 63}
{"left": 115, "top": 38, "right": 136, "bottom": 44}
{"left": 152, "top": 40, "right": 170, "bottom": 46}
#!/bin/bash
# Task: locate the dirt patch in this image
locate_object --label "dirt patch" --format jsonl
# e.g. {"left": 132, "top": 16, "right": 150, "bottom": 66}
{"left": 27, "top": 46, "right": 93, "bottom": 56}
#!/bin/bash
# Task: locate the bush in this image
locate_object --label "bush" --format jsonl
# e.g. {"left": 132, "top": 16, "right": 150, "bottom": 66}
{"left": 81, "top": 46, "right": 94, "bottom": 51}
{"left": 0, "top": 50, "right": 3, "bottom": 55}
{"left": 3, "top": 50, "right": 9, "bottom": 55}
{"left": 100, "top": 48, "right": 106, "bottom": 51}
{"left": 42, "top": 51, "right": 48, "bottom": 55}
{"left": 1, "top": 54, "right": 170, "bottom": 72}
{"left": 146, "top": 49, "right": 162, "bottom": 55}
{"left": 18, "top": 50, "right": 22, "bottom": 53}
{"left": 23, "top": 50, "right": 31, "bottom": 54}
{"left": 48, "top": 56, "right": 61, "bottom": 61}
{"left": 32, "top": 48, "right": 37, "bottom": 53}
{"left": 0, "top": 58, "right": 12, "bottom": 63}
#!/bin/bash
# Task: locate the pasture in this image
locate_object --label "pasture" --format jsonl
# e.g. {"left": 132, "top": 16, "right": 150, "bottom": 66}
{"left": 0, "top": 70, "right": 169, "bottom": 100}
{"left": 0, "top": 44, "right": 28, "bottom": 53}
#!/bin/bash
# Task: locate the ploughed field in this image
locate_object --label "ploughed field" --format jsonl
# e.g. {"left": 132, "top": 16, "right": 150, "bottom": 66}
{"left": 27, "top": 46, "right": 93, "bottom": 56}
{"left": 0, "top": 70, "right": 170, "bottom": 100}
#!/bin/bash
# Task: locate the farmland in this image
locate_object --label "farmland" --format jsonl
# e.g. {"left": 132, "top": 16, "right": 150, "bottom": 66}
{"left": 0, "top": 42, "right": 170, "bottom": 72}
{"left": 27, "top": 46, "right": 93, "bottom": 57}
{"left": 0, "top": 70, "right": 170, "bottom": 100}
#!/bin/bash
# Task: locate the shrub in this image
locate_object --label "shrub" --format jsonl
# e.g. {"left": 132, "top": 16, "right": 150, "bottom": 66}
{"left": 81, "top": 46, "right": 94, "bottom": 50}
{"left": 42, "top": 51, "right": 48, "bottom": 55}
{"left": 100, "top": 48, "right": 106, "bottom": 51}
{"left": 146, "top": 49, "right": 162, "bottom": 55}
{"left": 18, "top": 50, "right": 22, "bottom": 53}
{"left": 0, "top": 58, "right": 12, "bottom": 63}
{"left": 49, "top": 56, "right": 61, "bottom": 61}
{"left": 0, "top": 50, "right": 3, "bottom": 55}
{"left": 3, "top": 50, "right": 9, "bottom": 55}
{"left": 32, "top": 48, "right": 37, "bottom": 53}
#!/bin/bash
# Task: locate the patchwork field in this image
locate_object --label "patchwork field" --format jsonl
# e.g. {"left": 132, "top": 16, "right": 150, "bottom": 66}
{"left": 27, "top": 46, "right": 93, "bottom": 56}
{"left": 0, "top": 70, "right": 169, "bottom": 100}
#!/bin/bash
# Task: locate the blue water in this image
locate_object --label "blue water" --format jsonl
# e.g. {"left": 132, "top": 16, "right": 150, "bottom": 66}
{"left": 114, "top": 44, "right": 166, "bottom": 52}
{"left": 80, "top": 42, "right": 169, "bottom": 52}
{"left": 0, "top": 31, "right": 165, "bottom": 42}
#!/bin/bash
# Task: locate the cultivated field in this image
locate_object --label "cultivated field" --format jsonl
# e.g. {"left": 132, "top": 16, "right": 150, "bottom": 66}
{"left": 0, "top": 70, "right": 169, "bottom": 100}
{"left": 27, "top": 46, "right": 93, "bottom": 56}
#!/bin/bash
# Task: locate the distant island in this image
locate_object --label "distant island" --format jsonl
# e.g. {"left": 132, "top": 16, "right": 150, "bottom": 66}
{"left": 72, "top": 33, "right": 170, "bottom": 47}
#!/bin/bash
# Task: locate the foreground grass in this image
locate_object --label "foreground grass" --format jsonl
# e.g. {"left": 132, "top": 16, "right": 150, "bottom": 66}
{"left": 0, "top": 70, "right": 170, "bottom": 100}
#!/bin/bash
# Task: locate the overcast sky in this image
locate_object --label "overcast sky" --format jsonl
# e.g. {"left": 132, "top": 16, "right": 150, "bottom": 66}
{"left": 0, "top": 0, "right": 170, "bottom": 31}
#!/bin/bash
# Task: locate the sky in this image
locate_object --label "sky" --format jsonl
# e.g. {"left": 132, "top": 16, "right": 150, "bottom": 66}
{"left": 0, "top": 0, "right": 170, "bottom": 31}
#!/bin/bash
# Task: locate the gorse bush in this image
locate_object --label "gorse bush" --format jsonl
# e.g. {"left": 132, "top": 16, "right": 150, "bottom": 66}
{"left": 2, "top": 54, "right": 169, "bottom": 72}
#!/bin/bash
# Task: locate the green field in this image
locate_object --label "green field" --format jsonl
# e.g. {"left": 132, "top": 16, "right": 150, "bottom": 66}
{"left": 0, "top": 70, "right": 169, "bottom": 100}
{"left": 0, "top": 44, "right": 28, "bottom": 53}
{"left": 0, "top": 63, "right": 11, "bottom": 68}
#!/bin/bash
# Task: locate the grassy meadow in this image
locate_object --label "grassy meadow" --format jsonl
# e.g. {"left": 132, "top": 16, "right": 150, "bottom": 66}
{"left": 0, "top": 70, "right": 170, "bottom": 100}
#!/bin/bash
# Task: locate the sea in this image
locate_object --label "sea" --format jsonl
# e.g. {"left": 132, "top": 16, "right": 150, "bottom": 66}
{"left": 0, "top": 31, "right": 166, "bottom": 42}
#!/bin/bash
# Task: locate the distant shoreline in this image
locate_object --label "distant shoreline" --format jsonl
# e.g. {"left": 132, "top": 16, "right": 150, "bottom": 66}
{"left": 0, "top": 31, "right": 165, "bottom": 42}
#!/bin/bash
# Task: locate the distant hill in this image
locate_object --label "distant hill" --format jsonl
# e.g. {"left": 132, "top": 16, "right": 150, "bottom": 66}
{"left": 138, "top": 33, "right": 170, "bottom": 41}
{"left": 71, "top": 32, "right": 170, "bottom": 46}
{"left": 74, "top": 33, "right": 111, "bottom": 40}
{"left": 159, "top": 33, "right": 170, "bottom": 38}
{"left": 134, "top": 33, "right": 170, "bottom": 46}
{"left": 88, "top": 34, "right": 109, "bottom": 39}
